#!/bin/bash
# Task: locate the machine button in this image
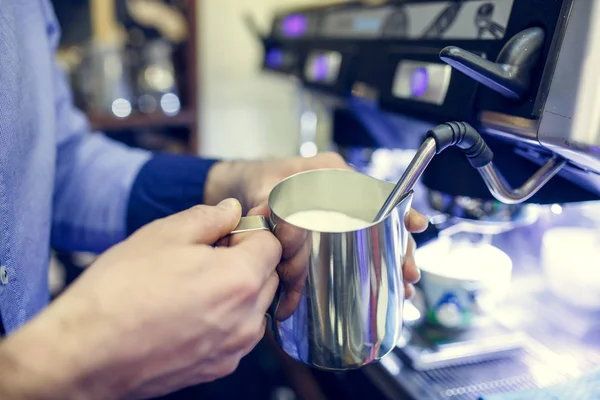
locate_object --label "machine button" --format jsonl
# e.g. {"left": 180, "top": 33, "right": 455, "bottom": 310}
{"left": 410, "top": 68, "right": 429, "bottom": 97}
{"left": 304, "top": 51, "right": 342, "bottom": 84}
{"left": 392, "top": 61, "right": 452, "bottom": 105}
{"left": 265, "top": 49, "right": 296, "bottom": 70}
{"left": 0, "top": 266, "right": 8, "bottom": 285}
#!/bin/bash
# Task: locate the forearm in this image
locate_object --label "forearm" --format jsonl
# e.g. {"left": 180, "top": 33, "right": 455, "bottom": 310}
{"left": 52, "top": 133, "right": 151, "bottom": 253}
{"left": 126, "top": 154, "right": 246, "bottom": 234}
{"left": 0, "top": 297, "right": 130, "bottom": 399}
{"left": 0, "top": 326, "right": 80, "bottom": 399}
{"left": 203, "top": 161, "right": 243, "bottom": 206}
{"left": 126, "top": 153, "right": 266, "bottom": 234}
{"left": 205, "top": 160, "right": 268, "bottom": 214}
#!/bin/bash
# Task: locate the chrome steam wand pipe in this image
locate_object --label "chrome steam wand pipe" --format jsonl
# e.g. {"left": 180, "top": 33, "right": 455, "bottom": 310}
{"left": 373, "top": 138, "right": 437, "bottom": 221}
{"left": 374, "top": 121, "right": 567, "bottom": 222}
{"left": 477, "top": 157, "right": 567, "bottom": 204}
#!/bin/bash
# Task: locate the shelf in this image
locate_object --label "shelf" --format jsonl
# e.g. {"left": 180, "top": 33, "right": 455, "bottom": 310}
{"left": 89, "top": 109, "right": 196, "bottom": 131}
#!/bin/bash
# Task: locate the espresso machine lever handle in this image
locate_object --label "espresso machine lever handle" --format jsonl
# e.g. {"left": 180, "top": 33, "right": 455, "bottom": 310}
{"left": 439, "top": 27, "right": 545, "bottom": 100}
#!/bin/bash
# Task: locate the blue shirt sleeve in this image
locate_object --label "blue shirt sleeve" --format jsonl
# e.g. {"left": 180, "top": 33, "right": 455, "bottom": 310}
{"left": 50, "top": 69, "right": 152, "bottom": 252}
{"left": 126, "top": 154, "right": 220, "bottom": 235}
{"left": 45, "top": 0, "right": 220, "bottom": 251}
{"left": 45, "top": 6, "right": 152, "bottom": 253}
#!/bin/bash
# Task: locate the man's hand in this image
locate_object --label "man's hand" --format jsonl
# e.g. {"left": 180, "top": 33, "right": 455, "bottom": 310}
{"left": 0, "top": 199, "right": 281, "bottom": 399}
{"left": 206, "top": 153, "right": 355, "bottom": 215}
{"left": 205, "top": 153, "right": 429, "bottom": 309}
{"left": 205, "top": 153, "right": 353, "bottom": 214}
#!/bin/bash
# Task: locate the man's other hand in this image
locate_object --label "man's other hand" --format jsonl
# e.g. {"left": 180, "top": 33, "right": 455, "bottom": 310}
{"left": 0, "top": 199, "right": 281, "bottom": 399}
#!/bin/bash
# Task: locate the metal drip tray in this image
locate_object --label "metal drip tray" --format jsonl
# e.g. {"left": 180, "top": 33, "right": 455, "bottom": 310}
{"left": 396, "top": 322, "right": 526, "bottom": 371}
{"left": 365, "top": 278, "right": 599, "bottom": 400}
{"left": 369, "top": 340, "right": 575, "bottom": 400}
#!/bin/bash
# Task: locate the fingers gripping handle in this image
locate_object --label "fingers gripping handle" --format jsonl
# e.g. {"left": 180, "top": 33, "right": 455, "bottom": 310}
{"left": 228, "top": 216, "right": 282, "bottom": 328}
{"left": 230, "top": 215, "right": 271, "bottom": 234}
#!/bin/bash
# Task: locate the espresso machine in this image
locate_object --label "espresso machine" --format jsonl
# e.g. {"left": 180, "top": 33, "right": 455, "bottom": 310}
{"left": 255, "top": 0, "right": 600, "bottom": 398}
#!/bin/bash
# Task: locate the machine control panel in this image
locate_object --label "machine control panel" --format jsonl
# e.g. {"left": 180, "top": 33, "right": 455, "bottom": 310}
{"left": 260, "top": 0, "right": 600, "bottom": 202}
{"left": 304, "top": 51, "right": 343, "bottom": 85}
{"left": 263, "top": 0, "right": 567, "bottom": 121}
{"left": 392, "top": 61, "right": 452, "bottom": 105}
{"left": 264, "top": 48, "right": 297, "bottom": 71}
{"left": 273, "top": 12, "right": 319, "bottom": 39}
{"left": 272, "top": 0, "right": 514, "bottom": 40}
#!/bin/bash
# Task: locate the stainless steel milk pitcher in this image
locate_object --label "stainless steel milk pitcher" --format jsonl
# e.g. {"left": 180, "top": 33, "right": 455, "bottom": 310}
{"left": 231, "top": 169, "right": 414, "bottom": 370}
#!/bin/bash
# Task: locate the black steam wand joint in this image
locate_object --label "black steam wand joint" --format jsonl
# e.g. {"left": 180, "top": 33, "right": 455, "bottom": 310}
{"left": 373, "top": 122, "right": 566, "bottom": 222}
{"left": 426, "top": 121, "right": 494, "bottom": 168}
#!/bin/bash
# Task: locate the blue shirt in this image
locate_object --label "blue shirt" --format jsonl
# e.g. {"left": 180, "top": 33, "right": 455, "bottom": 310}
{"left": 0, "top": 0, "right": 217, "bottom": 333}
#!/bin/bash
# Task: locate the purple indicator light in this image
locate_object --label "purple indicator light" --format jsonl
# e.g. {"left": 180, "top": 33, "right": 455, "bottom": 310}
{"left": 410, "top": 68, "right": 429, "bottom": 97}
{"left": 312, "top": 55, "right": 329, "bottom": 82}
{"left": 266, "top": 49, "right": 283, "bottom": 68}
{"left": 282, "top": 14, "right": 307, "bottom": 38}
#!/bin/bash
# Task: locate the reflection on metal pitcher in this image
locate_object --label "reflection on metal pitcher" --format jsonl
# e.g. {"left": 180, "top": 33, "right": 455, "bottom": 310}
{"left": 231, "top": 169, "right": 413, "bottom": 370}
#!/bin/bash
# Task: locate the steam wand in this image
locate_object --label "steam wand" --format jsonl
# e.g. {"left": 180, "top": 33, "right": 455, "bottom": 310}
{"left": 373, "top": 121, "right": 567, "bottom": 222}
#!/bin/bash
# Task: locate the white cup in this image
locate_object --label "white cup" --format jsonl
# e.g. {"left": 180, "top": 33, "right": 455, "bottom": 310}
{"left": 542, "top": 227, "right": 600, "bottom": 310}
{"left": 413, "top": 238, "right": 513, "bottom": 330}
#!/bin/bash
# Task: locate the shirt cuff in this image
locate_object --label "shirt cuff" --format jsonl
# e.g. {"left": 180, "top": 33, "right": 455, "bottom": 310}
{"left": 126, "top": 153, "right": 220, "bottom": 235}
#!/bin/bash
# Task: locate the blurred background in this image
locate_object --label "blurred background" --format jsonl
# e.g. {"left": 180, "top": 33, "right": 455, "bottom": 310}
{"left": 46, "top": 1, "right": 600, "bottom": 399}
{"left": 51, "top": 0, "right": 335, "bottom": 161}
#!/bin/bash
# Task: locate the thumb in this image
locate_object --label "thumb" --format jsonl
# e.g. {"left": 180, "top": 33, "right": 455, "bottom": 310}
{"left": 148, "top": 198, "right": 242, "bottom": 245}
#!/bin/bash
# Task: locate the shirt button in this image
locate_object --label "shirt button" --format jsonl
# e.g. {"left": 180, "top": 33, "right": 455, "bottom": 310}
{"left": 0, "top": 266, "right": 8, "bottom": 285}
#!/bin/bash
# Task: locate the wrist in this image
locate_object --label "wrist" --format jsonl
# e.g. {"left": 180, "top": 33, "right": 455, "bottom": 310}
{"left": 127, "top": 154, "right": 220, "bottom": 234}
{"left": 204, "top": 161, "right": 246, "bottom": 207}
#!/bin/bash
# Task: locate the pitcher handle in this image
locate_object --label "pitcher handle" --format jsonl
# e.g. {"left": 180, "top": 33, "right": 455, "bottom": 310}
{"left": 227, "top": 215, "right": 281, "bottom": 335}
{"left": 230, "top": 215, "right": 271, "bottom": 234}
